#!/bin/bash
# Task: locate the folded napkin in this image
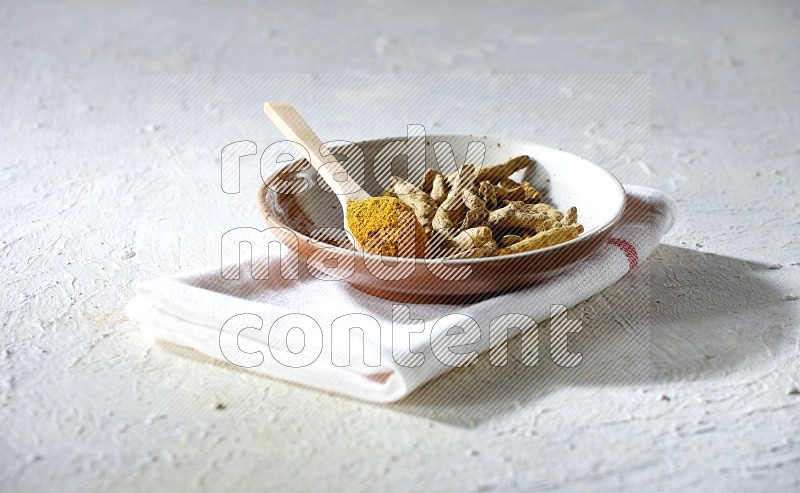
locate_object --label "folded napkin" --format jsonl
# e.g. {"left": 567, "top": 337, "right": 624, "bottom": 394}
{"left": 128, "top": 185, "right": 676, "bottom": 402}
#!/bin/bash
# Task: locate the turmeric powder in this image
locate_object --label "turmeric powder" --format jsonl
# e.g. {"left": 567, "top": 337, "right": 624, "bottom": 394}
{"left": 345, "top": 196, "right": 427, "bottom": 258}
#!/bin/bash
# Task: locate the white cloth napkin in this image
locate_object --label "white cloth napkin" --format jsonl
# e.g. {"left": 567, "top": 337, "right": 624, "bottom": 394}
{"left": 128, "top": 185, "right": 676, "bottom": 402}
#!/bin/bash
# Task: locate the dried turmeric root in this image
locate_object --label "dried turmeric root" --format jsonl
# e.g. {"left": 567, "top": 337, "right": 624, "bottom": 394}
{"left": 445, "top": 240, "right": 497, "bottom": 259}
{"left": 422, "top": 168, "right": 449, "bottom": 204}
{"left": 432, "top": 164, "right": 476, "bottom": 232}
{"left": 495, "top": 224, "right": 584, "bottom": 256}
{"left": 362, "top": 154, "right": 582, "bottom": 259}
{"left": 486, "top": 201, "right": 560, "bottom": 233}
{"left": 447, "top": 155, "right": 531, "bottom": 186}
{"left": 390, "top": 176, "right": 438, "bottom": 235}
{"left": 446, "top": 226, "right": 494, "bottom": 251}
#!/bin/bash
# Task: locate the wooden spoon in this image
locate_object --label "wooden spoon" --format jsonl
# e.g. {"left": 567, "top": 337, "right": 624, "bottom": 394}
{"left": 263, "top": 102, "right": 425, "bottom": 256}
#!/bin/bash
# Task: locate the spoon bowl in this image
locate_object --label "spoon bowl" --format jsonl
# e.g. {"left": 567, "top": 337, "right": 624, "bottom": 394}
{"left": 263, "top": 102, "right": 425, "bottom": 257}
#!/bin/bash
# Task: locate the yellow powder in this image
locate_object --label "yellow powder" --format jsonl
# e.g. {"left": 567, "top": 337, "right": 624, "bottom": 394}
{"left": 346, "top": 196, "right": 427, "bottom": 257}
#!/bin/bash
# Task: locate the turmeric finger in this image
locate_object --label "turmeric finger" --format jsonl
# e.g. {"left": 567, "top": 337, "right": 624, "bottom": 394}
{"left": 462, "top": 187, "right": 486, "bottom": 210}
{"left": 445, "top": 240, "right": 497, "bottom": 259}
{"left": 461, "top": 206, "right": 489, "bottom": 230}
{"left": 447, "top": 155, "right": 531, "bottom": 185}
{"left": 445, "top": 155, "right": 530, "bottom": 186}
{"left": 422, "top": 168, "right": 449, "bottom": 202}
{"left": 390, "top": 176, "right": 438, "bottom": 235}
{"left": 524, "top": 203, "right": 564, "bottom": 221}
{"left": 477, "top": 181, "right": 498, "bottom": 209}
{"left": 497, "top": 180, "right": 541, "bottom": 204}
{"left": 432, "top": 164, "right": 476, "bottom": 232}
{"left": 564, "top": 206, "right": 578, "bottom": 225}
{"left": 430, "top": 173, "right": 448, "bottom": 204}
{"left": 446, "top": 226, "right": 494, "bottom": 251}
{"left": 486, "top": 201, "right": 559, "bottom": 232}
{"left": 495, "top": 224, "right": 584, "bottom": 256}
{"left": 421, "top": 168, "right": 437, "bottom": 194}
{"left": 499, "top": 234, "right": 523, "bottom": 248}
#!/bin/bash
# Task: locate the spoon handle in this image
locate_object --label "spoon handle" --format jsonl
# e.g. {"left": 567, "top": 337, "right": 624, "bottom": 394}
{"left": 264, "top": 102, "right": 370, "bottom": 204}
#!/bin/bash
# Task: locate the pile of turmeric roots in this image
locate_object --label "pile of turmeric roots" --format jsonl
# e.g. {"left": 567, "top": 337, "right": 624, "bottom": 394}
{"left": 384, "top": 155, "right": 584, "bottom": 259}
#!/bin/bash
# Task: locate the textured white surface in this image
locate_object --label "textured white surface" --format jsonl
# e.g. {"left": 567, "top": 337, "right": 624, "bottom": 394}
{"left": 2, "top": 1, "right": 799, "bottom": 491}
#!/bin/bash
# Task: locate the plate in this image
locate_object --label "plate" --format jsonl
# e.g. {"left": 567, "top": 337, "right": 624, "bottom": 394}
{"left": 257, "top": 135, "right": 625, "bottom": 303}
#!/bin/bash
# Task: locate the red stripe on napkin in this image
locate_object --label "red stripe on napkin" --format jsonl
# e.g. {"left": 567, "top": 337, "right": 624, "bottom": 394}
{"left": 608, "top": 237, "right": 639, "bottom": 270}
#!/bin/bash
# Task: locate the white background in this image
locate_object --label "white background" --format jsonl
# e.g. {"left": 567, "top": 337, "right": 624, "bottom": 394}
{"left": 1, "top": 1, "right": 799, "bottom": 491}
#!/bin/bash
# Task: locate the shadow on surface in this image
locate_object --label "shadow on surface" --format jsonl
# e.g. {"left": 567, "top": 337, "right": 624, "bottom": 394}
{"left": 387, "top": 245, "right": 790, "bottom": 427}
